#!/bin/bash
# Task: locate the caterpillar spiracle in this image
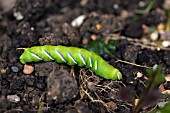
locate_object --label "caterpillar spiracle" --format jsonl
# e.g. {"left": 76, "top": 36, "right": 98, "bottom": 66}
{"left": 19, "top": 45, "right": 122, "bottom": 80}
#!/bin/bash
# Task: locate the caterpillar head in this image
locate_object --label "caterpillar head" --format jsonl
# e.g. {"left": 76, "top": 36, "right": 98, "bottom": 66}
{"left": 19, "top": 49, "right": 30, "bottom": 64}
{"left": 19, "top": 48, "right": 42, "bottom": 64}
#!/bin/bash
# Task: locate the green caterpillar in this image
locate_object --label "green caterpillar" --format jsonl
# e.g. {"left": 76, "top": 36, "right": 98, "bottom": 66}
{"left": 19, "top": 45, "right": 122, "bottom": 80}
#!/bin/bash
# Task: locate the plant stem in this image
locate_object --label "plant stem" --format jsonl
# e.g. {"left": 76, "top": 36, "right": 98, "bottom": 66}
{"left": 134, "top": 0, "right": 157, "bottom": 14}
{"left": 165, "top": 10, "right": 170, "bottom": 31}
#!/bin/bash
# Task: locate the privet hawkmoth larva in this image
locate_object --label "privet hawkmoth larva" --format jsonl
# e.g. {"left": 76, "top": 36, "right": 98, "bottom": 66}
{"left": 19, "top": 45, "right": 122, "bottom": 80}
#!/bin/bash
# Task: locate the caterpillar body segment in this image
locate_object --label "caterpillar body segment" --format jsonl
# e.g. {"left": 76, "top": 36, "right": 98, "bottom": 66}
{"left": 19, "top": 45, "right": 122, "bottom": 80}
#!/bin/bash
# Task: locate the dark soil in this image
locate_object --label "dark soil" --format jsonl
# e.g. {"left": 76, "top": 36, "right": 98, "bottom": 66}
{"left": 0, "top": 0, "right": 170, "bottom": 113}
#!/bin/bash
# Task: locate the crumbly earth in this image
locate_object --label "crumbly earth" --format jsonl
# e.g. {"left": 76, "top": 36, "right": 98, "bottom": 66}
{"left": 0, "top": 0, "right": 170, "bottom": 113}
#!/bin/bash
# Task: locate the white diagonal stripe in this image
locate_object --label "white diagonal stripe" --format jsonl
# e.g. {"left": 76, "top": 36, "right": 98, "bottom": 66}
{"left": 56, "top": 51, "right": 66, "bottom": 62}
{"left": 31, "top": 52, "right": 42, "bottom": 60}
{"left": 89, "top": 57, "right": 92, "bottom": 68}
{"left": 95, "top": 60, "right": 98, "bottom": 70}
{"left": 43, "top": 50, "right": 54, "bottom": 60}
{"left": 79, "top": 53, "right": 86, "bottom": 65}
{"left": 68, "top": 53, "right": 77, "bottom": 64}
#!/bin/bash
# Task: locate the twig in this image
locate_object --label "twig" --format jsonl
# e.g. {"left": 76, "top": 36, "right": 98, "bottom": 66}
{"left": 109, "top": 35, "right": 170, "bottom": 51}
{"left": 116, "top": 59, "right": 153, "bottom": 69}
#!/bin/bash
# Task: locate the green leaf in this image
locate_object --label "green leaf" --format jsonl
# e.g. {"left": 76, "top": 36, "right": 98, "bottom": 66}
{"left": 146, "top": 65, "right": 165, "bottom": 89}
{"left": 134, "top": 0, "right": 157, "bottom": 14}
{"left": 133, "top": 65, "right": 165, "bottom": 113}
{"left": 82, "top": 38, "right": 120, "bottom": 55}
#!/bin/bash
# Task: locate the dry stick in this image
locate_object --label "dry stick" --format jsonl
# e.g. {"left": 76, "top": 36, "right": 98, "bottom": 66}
{"left": 116, "top": 59, "right": 153, "bottom": 69}
{"left": 130, "top": 42, "right": 170, "bottom": 51}
{"left": 109, "top": 35, "right": 170, "bottom": 51}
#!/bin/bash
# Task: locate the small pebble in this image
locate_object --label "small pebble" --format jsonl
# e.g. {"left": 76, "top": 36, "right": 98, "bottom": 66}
{"left": 95, "top": 23, "right": 102, "bottom": 30}
{"left": 0, "top": 68, "right": 6, "bottom": 74}
{"left": 120, "top": 10, "right": 129, "bottom": 19}
{"left": 138, "top": 1, "right": 146, "bottom": 7}
{"left": 162, "top": 40, "right": 170, "bottom": 47}
{"left": 7, "top": 95, "right": 20, "bottom": 103}
{"left": 23, "top": 64, "right": 34, "bottom": 74}
{"left": 136, "top": 72, "right": 143, "bottom": 78}
{"left": 91, "top": 34, "right": 97, "bottom": 40}
{"left": 153, "top": 64, "right": 158, "bottom": 70}
{"left": 150, "top": 31, "right": 159, "bottom": 41}
{"left": 71, "top": 15, "right": 86, "bottom": 27}
{"left": 31, "top": 27, "right": 34, "bottom": 31}
{"left": 13, "top": 11, "right": 23, "bottom": 20}
{"left": 157, "top": 23, "right": 165, "bottom": 31}
{"left": 113, "top": 3, "right": 119, "bottom": 9}
{"left": 80, "top": 0, "right": 88, "bottom": 6}
{"left": 11, "top": 66, "right": 19, "bottom": 73}
{"left": 82, "top": 38, "right": 89, "bottom": 45}
{"left": 165, "top": 74, "right": 170, "bottom": 81}
{"left": 53, "top": 96, "right": 58, "bottom": 100}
